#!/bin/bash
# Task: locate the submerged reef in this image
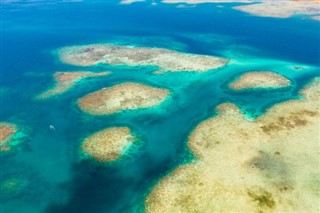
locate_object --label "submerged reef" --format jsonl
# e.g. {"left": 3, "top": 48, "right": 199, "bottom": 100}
{"left": 78, "top": 82, "right": 170, "bottom": 115}
{"left": 0, "top": 177, "right": 28, "bottom": 200}
{"left": 0, "top": 122, "right": 25, "bottom": 153}
{"left": 81, "top": 127, "right": 136, "bottom": 162}
{"left": 37, "top": 71, "right": 110, "bottom": 99}
{"left": 312, "top": 15, "right": 320, "bottom": 20}
{"left": 0, "top": 87, "right": 9, "bottom": 97}
{"left": 59, "top": 44, "right": 228, "bottom": 73}
{"left": 229, "top": 71, "right": 291, "bottom": 90}
{"left": 146, "top": 78, "right": 320, "bottom": 212}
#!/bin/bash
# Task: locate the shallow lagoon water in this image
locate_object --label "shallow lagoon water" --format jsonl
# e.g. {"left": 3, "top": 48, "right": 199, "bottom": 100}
{"left": 1, "top": 1, "right": 319, "bottom": 212}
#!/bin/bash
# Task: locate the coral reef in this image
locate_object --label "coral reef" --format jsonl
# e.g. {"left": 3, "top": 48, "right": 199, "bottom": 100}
{"left": 37, "top": 71, "right": 110, "bottom": 99}
{"left": 78, "top": 82, "right": 170, "bottom": 115}
{"left": 82, "top": 127, "right": 136, "bottom": 162}
{"left": 59, "top": 44, "right": 228, "bottom": 73}
{"left": 229, "top": 71, "right": 291, "bottom": 90}
{"left": 234, "top": 0, "right": 320, "bottom": 18}
{"left": 146, "top": 78, "right": 320, "bottom": 212}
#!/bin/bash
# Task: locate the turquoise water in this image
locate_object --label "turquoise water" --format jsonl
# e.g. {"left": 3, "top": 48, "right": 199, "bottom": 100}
{"left": 1, "top": 1, "right": 319, "bottom": 212}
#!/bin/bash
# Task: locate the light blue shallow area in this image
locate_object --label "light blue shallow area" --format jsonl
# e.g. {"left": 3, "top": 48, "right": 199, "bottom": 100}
{"left": 1, "top": 1, "right": 319, "bottom": 212}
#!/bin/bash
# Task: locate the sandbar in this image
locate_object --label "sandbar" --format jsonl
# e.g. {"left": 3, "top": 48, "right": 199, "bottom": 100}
{"left": 229, "top": 71, "right": 291, "bottom": 90}
{"left": 81, "top": 127, "right": 135, "bottom": 162}
{"left": 78, "top": 82, "right": 170, "bottom": 115}
{"left": 59, "top": 44, "right": 228, "bottom": 73}
{"left": 233, "top": 1, "right": 320, "bottom": 18}
{"left": 37, "top": 71, "right": 110, "bottom": 99}
{"left": 146, "top": 78, "right": 320, "bottom": 212}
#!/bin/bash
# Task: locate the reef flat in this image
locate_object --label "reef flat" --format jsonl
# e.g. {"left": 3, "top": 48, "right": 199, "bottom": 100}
{"left": 59, "top": 44, "right": 228, "bottom": 73}
{"left": 77, "top": 82, "right": 170, "bottom": 115}
{"left": 81, "top": 127, "right": 135, "bottom": 162}
{"left": 37, "top": 71, "right": 110, "bottom": 99}
{"left": 229, "top": 71, "right": 291, "bottom": 90}
{"left": 233, "top": 0, "right": 320, "bottom": 19}
{"left": 146, "top": 78, "right": 320, "bottom": 213}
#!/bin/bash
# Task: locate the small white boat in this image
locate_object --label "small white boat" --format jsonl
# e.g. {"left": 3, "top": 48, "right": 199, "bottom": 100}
{"left": 49, "top": 125, "right": 56, "bottom": 131}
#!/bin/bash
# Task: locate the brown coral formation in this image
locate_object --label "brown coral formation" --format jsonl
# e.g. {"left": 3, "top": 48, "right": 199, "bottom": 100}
{"left": 146, "top": 78, "right": 320, "bottom": 213}
{"left": 0, "top": 123, "right": 16, "bottom": 143}
{"left": 229, "top": 71, "right": 291, "bottom": 90}
{"left": 59, "top": 44, "right": 228, "bottom": 73}
{"left": 81, "top": 127, "right": 135, "bottom": 162}
{"left": 37, "top": 71, "right": 110, "bottom": 99}
{"left": 0, "top": 122, "right": 17, "bottom": 152}
{"left": 77, "top": 82, "right": 170, "bottom": 115}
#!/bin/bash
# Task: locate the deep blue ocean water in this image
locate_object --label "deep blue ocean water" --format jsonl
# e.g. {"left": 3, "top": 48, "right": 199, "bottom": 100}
{"left": 1, "top": 1, "right": 319, "bottom": 212}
